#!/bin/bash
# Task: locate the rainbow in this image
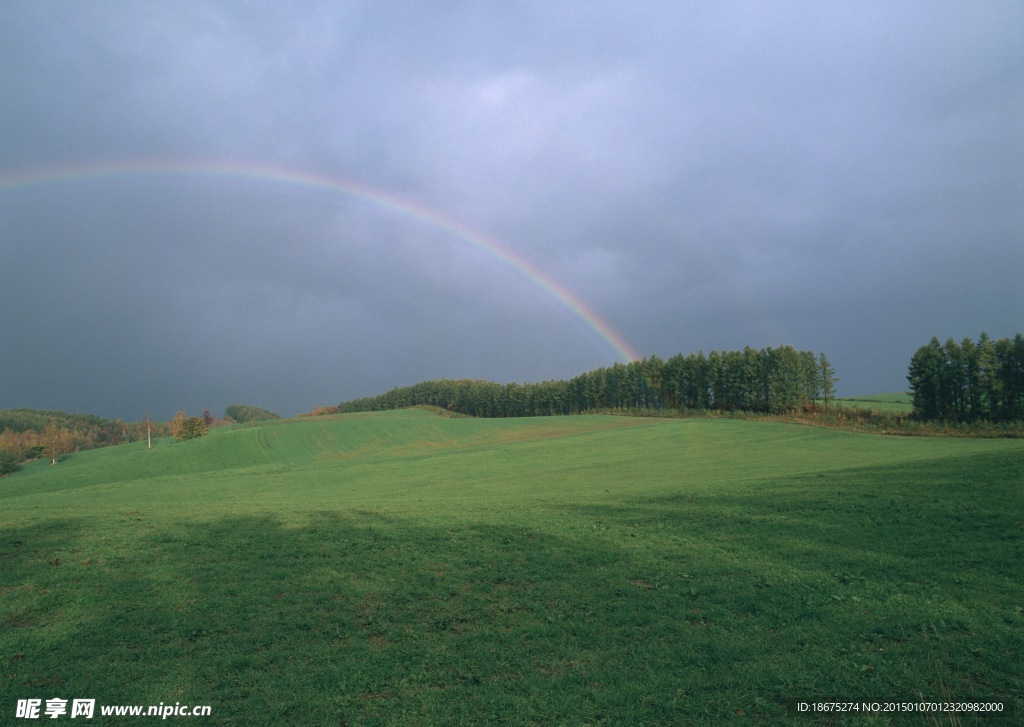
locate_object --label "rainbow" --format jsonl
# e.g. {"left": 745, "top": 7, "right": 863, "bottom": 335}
{"left": 0, "top": 159, "right": 641, "bottom": 363}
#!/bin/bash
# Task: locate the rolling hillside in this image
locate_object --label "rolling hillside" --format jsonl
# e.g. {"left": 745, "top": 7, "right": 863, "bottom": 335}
{"left": 3, "top": 408, "right": 1015, "bottom": 511}
{"left": 3, "top": 410, "right": 1022, "bottom": 724}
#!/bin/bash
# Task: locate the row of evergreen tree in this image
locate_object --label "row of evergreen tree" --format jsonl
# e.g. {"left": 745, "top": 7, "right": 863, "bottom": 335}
{"left": 338, "top": 345, "right": 838, "bottom": 418}
{"left": 907, "top": 333, "right": 1024, "bottom": 422}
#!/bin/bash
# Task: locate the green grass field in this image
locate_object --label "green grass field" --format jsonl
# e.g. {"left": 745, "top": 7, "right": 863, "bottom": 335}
{"left": 2, "top": 410, "right": 1022, "bottom": 724}
{"left": 835, "top": 393, "right": 915, "bottom": 413}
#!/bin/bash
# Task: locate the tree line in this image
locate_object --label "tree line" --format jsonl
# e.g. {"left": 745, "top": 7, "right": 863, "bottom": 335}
{"left": 338, "top": 345, "right": 838, "bottom": 418}
{"left": 907, "top": 333, "right": 1024, "bottom": 422}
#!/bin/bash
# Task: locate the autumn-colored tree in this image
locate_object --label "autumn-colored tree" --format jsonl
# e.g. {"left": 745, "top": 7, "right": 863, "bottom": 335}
{"left": 305, "top": 405, "right": 339, "bottom": 417}
{"left": 180, "top": 417, "right": 208, "bottom": 441}
{"left": 170, "top": 411, "right": 208, "bottom": 441}
{"left": 170, "top": 411, "right": 188, "bottom": 440}
{"left": 0, "top": 428, "right": 39, "bottom": 461}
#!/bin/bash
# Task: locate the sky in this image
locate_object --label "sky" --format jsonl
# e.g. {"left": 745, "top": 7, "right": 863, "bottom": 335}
{"left": 2, "top": 1, "right": 1022, "bottom": 421}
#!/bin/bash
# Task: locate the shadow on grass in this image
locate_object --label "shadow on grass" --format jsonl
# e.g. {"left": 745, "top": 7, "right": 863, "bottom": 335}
{"left": 0, "top": 512, "right": 795, "bottom": 724}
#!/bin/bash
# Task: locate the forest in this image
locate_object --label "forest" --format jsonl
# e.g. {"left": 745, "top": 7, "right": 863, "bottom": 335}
{"left": 338, "top": 345, "right": 837, "bottom": 418}
{"left": 339, "top": 334, "right": 1024, "bottom": 426}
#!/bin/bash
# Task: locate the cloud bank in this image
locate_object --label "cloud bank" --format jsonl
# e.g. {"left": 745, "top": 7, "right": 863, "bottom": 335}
{"left": 2, "top": 1, "right": 1021, "bottom": 419}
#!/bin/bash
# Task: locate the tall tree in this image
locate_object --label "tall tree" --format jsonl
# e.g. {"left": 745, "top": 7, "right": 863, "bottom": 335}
{"left": 767, "top": 345, "right": 803, "bottom": 413}
{"left": 977, "top": 333, "right": 1000, "bottom": 418}
{"left": 819, "top": 353, "right": 837, "bottom": 410}
{"left": 960, "top": 337, "right": 982, "bottom": 420}
{"left": 799, "top": 350, "right": 820, "bottom": 407}
{"left": 908, "top": 337, "right": 944, "bottom": 419}
{"left": 943, "top": 338, "right": 966, "bottom": 419}
{"left": 1005, "top": 334, "right": 1024, "bottom": 420}
{"left": 43, "top": 424, "right": 72, "bottom": 465}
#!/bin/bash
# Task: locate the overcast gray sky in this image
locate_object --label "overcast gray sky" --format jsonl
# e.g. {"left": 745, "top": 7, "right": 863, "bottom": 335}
{"left": 2, "top": 1, "right": 1022, "bottom": 420}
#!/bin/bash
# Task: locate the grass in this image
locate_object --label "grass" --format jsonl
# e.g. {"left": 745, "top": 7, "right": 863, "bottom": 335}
{"left": 835, "top": 393, "right": 915, "bottom": 413}
{"left": 2, "top": 410, "right": 1022, "bottom": 724}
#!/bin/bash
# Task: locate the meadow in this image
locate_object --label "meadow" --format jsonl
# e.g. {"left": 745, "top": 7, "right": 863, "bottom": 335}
{"left": 833, "top": 393, "right": 915, "bottom": 413}
{"left": 2, "top": 409, "right": 1022, "bottom": 724}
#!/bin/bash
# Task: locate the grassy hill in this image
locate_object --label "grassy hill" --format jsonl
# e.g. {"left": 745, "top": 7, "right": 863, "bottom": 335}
{"left": 3, "top": 410, "right": 1022, "bottom": 723}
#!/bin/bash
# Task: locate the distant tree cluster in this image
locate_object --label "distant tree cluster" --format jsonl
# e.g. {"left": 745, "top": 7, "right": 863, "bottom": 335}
{"left": 223, "top": 404, "right": 281, "bottom": 424}
{"left": 908, "top": 333, "right": 1024, "bottom": 422}
{"left": 338, "top": 346, "right": 837, "bottom": 418}
{"left": 170, "top": 411, "right": 209, "bottom": 441}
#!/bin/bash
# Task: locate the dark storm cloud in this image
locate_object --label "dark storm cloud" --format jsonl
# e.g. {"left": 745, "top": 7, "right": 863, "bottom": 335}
{"left": 2, "top": 1, "right": 1021, "bottom": 419}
